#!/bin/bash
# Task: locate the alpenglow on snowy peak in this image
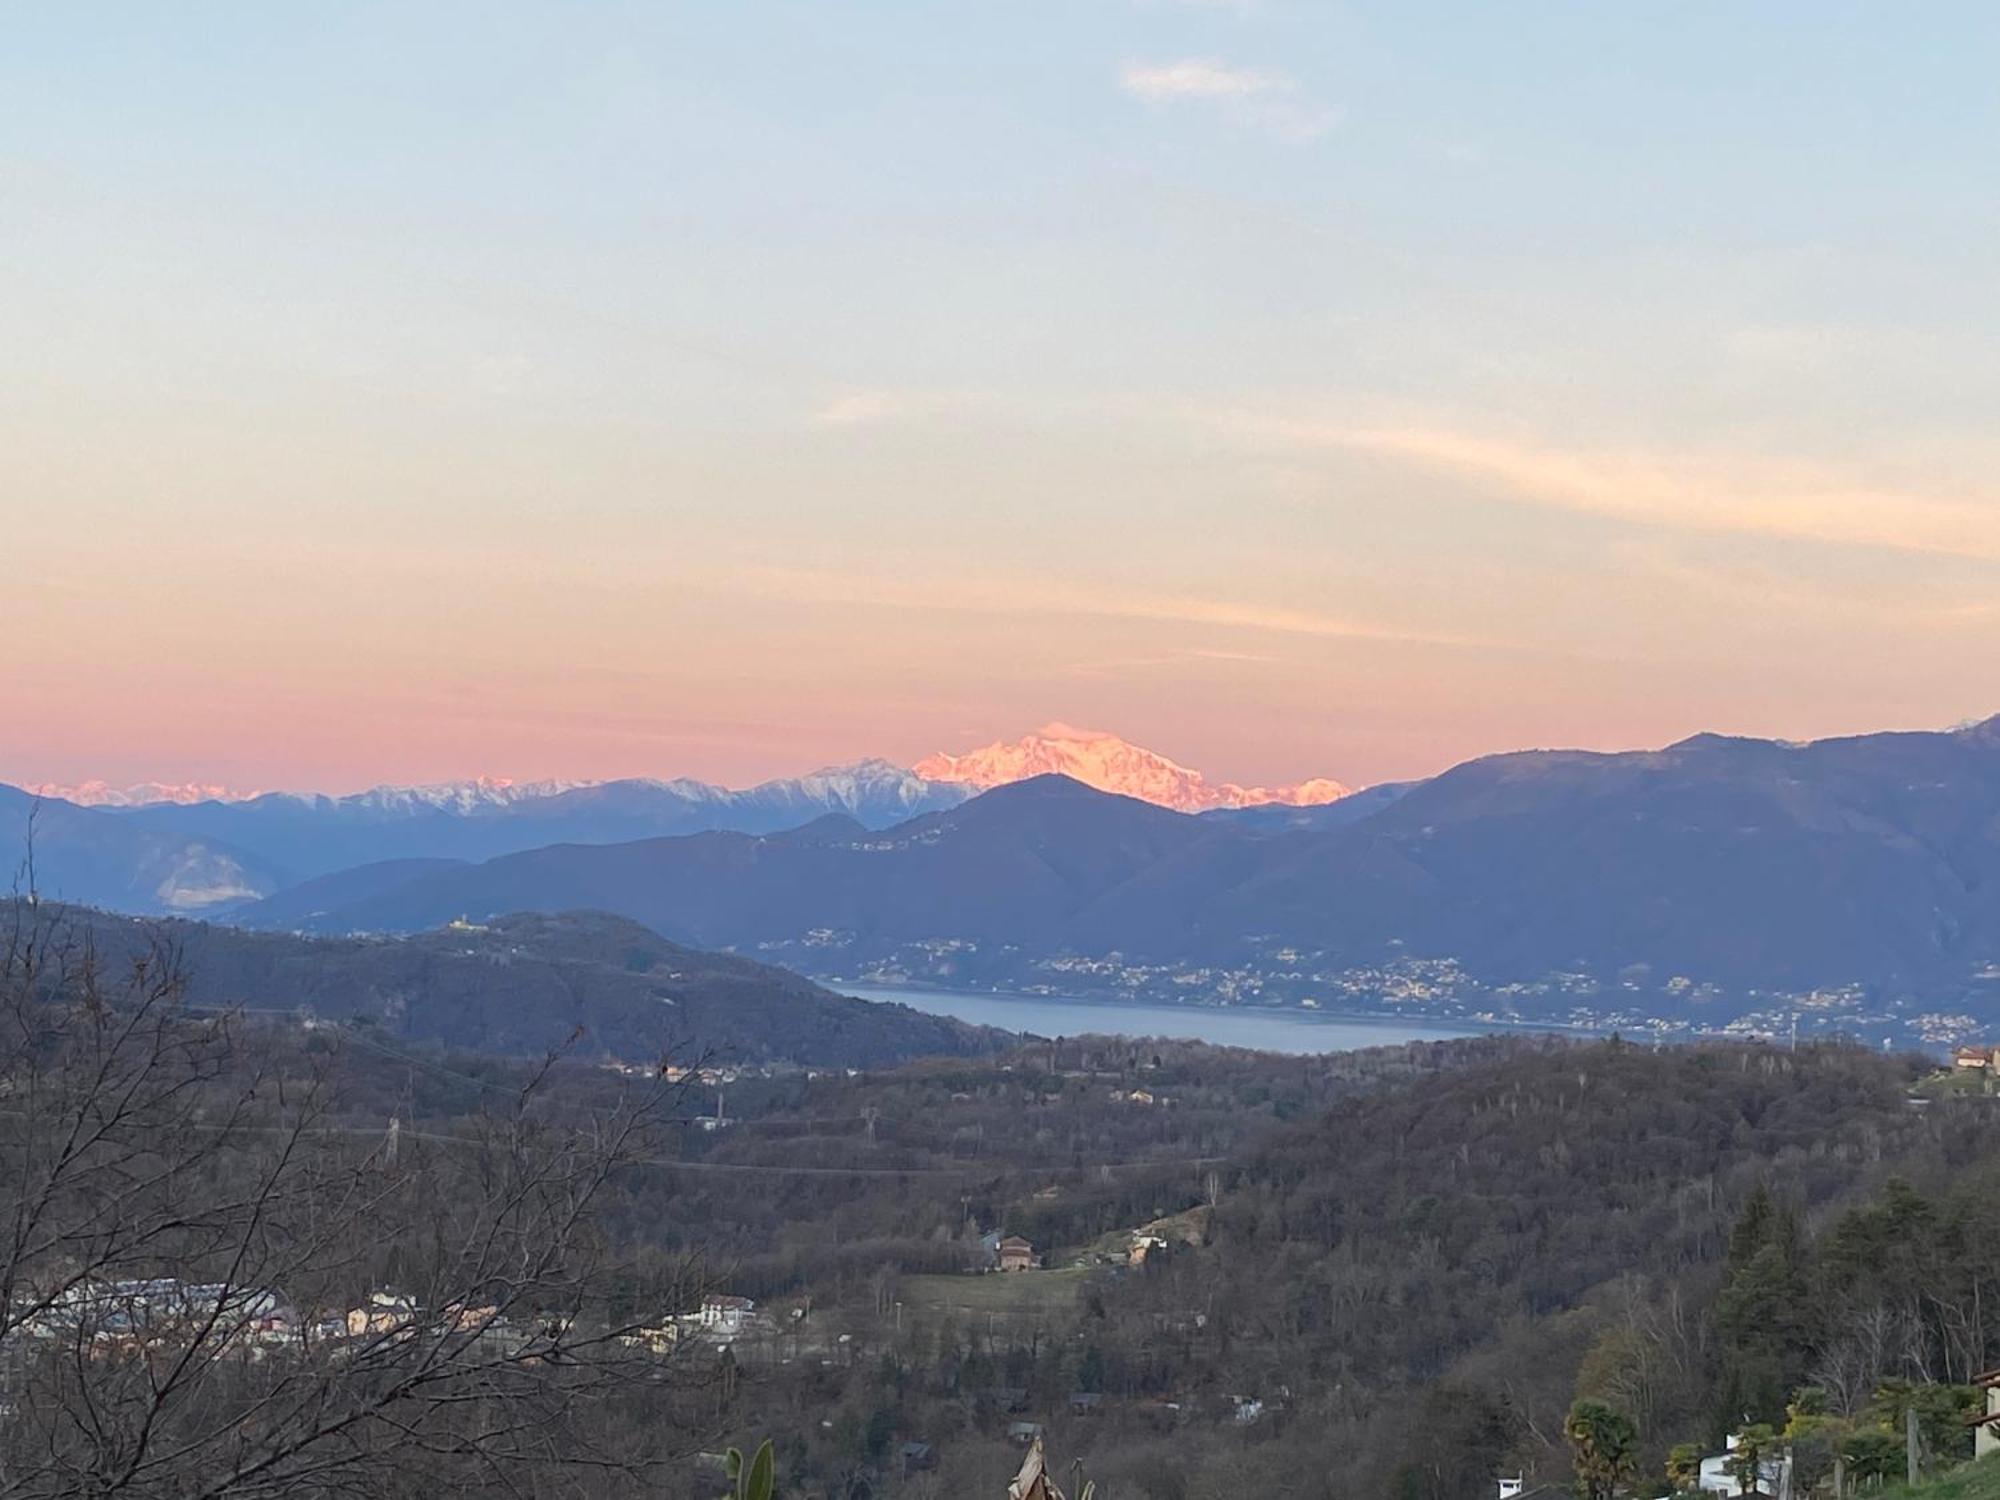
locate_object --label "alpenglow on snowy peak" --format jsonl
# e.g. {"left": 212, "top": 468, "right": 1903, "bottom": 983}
{"left": 912, "top": 723, "right": 1350, "bottom": 814}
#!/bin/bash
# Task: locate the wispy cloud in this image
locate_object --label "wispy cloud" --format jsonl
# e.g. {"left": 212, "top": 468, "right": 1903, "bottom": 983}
{"left": 808, "top": 390, "right": 920, "bottom": 428}
{"left": 1119, "top": 59, "right": 1281, "bottom": 100}
{"left": 737, "top": 565, "right": 1471, "bottom": 647}
{"left": 1056, "top": 645, "right": 1279, "bottom": 679}
{"left": 1227, "top": 416, "right": 2000, "bottom": 563}
{"left": 1118, "top": 58, "right": 1338, "bottom": 142}
{"left": 1131, "top": 0, "right": 1261, "bottom": 13}
{"left": 807, "top": 388, "right": 964, "bottom": 429}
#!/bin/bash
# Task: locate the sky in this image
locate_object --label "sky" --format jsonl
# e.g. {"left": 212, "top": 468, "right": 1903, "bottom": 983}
{"left": 6, "top": 1, "right": 2000, "bottom": 793}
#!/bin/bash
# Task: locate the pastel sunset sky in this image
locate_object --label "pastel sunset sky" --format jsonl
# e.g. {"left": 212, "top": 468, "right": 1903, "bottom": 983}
{"left": 7, "top": 2, "right": 2000, "bottom": 792}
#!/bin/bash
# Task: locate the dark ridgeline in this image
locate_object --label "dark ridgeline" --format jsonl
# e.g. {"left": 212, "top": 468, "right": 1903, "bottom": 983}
{"left": 7, "top": 902, "right": 1011, "bottom": 1069}
{"left": 199, "top": 715, "right": 2000, "bottom": 1022}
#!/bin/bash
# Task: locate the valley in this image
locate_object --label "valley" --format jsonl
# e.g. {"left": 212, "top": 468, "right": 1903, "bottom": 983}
{"left": 13, "top": 8, "right": 1988, "bottom": 1495}
{"left": 17, "top": 715, "right": 2000, "bottom": 1049}
{"left": 11, "top": 904, "right": 1992, "bottom": 1499}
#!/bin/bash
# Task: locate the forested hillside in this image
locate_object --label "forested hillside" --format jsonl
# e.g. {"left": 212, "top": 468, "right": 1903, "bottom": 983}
{"left": 9, "top": 902, "right": 1008, "bottom": 1068}
{"left": 9, "top": 906, "right": 1996, "bottom": 1498}
{"left": 613, "top": 1037, "right": 2000, "bottom": 1497}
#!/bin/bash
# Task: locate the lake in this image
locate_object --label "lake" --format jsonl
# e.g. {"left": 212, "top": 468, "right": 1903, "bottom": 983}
{"left": 838, "top": 984, "right": 1483, "bottom": 1055}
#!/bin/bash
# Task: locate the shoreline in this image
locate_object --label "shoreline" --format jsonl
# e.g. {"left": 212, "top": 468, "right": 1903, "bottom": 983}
{"left": 831, "top": 979, "right": 1590, "bottom": 1041}
{"left": 835, "top": 983, "right": 1910, "bottom": 1050}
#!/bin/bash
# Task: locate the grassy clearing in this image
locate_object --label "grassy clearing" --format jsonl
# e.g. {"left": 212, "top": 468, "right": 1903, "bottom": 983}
{"left": 1876, "top": 1453, "right": 2000, "bottom": 1500}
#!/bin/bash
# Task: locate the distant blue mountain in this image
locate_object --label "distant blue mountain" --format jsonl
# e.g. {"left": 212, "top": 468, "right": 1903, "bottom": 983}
{"left": 82, "top": 760, "right": 972, "bottom": 890}
{"left": 0, "top": 783, "right": 281, "bottom": 915}
{"left": 1199, "top": 781, "right": 1416, "bottom": 831}
{"left": 218, "top": 716, "right": 2000, "bottom": 1032}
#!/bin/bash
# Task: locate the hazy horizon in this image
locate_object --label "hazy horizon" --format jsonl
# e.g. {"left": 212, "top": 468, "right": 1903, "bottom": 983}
{"left": 11, "top": 3, "right": 2000, "bottom": 792}
{"left": 11, "top": 706, "right": 2000, "bottom": 804}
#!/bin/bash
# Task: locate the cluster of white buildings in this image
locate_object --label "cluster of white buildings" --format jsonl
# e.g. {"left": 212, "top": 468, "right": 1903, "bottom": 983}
{"left": 14, "top": 1279, "right": 542, "bottom": 1361}
{"left": 619, "top": 1293, "right": 769, "bottom": 1355}
{"left": 20, "top": 1279, "right": 300, "bottom": 1354}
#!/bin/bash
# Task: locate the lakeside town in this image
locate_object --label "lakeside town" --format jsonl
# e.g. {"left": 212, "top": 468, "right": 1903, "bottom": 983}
{"left": 793, "top": 937, "right": 2000, "bottom": 1053}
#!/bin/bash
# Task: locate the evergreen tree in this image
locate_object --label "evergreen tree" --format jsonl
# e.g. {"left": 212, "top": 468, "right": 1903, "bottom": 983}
{"left": 1715, "top": 1193, "right": 1812, "bottom": 1425}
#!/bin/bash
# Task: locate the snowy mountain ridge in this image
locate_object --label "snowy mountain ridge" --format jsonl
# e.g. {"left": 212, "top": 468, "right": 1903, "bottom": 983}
{"left": 24, "top": 729, "right": 1346, "bottom": 822}
{"left": 28, "top": 780, "right": 263, "bottom": 808}
{"left": 913, "top": 722, "right": 1350, "bottom": 814}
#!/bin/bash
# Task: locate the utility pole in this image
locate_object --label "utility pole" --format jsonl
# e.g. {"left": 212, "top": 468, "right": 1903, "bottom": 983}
{"left": 1907, "top": 1403, "right": 1921, "bottom": 1487}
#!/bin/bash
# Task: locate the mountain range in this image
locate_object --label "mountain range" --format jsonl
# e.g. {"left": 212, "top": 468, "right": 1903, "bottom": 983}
{"left": 0, "top": 782, "right": 277, "bottom": 914}
{"left": 0, "top": 760, "right": 974, "bottom": 913}
{"left": 2, "top": 729, "right": 1349, "bottom": 914}
{"left": 26, "top": 779, "right": 255, "bottom": 807}
{"left": 19, "top": 716, "right": 2000, "bottom": 1043}
{"left": 222, "top": 715, "right": 2000, "bottom": 1041}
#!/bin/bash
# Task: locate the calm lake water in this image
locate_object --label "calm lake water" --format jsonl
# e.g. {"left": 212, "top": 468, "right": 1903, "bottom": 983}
{"left": 838, "top": 985, "right": 1483, "bottom": 1055}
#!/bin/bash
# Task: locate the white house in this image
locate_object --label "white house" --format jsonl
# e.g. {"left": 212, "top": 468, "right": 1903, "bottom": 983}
{"left": 1696, "top": 1435, "right": 1789, "bottom": 1497}
{"left": 699, "top": 1294, "right": 756, "bottom": 1337}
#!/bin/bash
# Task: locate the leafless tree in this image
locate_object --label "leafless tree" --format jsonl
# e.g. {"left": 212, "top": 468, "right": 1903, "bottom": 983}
{"left": 0, "top": 898, "right": 707, "bottom": 1498}
{"left": 1812, "top": 1302, "right": 1910, "bottom": 1416}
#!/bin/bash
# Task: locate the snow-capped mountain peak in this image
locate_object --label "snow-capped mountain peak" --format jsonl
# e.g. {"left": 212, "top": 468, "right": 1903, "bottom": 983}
{"left": 24, "top": 780, "right": 261, "bottom": 807}
{"left": 912, "top": 724, "right": 1349, "bottom": 814}
{"left": 344, "top": 776, "right": 597, "bottom": 815}
{"left": 775, "top": 759, "right": 970, "bottom": 817}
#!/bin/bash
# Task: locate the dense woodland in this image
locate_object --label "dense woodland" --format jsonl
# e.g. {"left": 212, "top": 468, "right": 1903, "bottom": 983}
{"left": 656, "top": 1036, "right": 2000, "bottom": 1498}
{"left": 8, "top": 896, "right": 2000, "bottom": 1498}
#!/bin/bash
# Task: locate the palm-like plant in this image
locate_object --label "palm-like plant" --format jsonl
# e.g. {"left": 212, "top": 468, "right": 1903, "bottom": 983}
{"left": 721, "top": 1439, "right": 775, "bottom": 1500}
